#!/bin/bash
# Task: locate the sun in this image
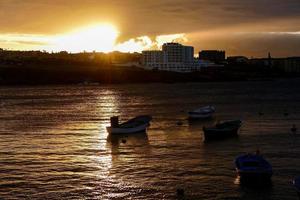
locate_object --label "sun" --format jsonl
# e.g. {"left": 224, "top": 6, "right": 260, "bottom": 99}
{"left": 48, "top": 23, "right": 119, "bottom": 53}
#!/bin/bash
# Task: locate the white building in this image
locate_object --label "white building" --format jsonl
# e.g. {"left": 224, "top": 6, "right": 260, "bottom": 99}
{"left": 142, "top": 43, "right": 218, "bottom": 72}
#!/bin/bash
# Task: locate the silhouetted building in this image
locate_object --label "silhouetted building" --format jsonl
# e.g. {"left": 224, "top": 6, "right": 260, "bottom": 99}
{"left": 183, "top": 46, "right": 194, "bottom": 63}
{"left": 250, "top": 57, "right": 300, "bottom": 73}
{"left": 199, "top": 50, "right": 225, "bottom": 63}
{"left": 142, "top": 50, "right": 166, "bottom": 69}
{"left": 282, "top": 57, "right": 300, "bottom": 73}
{"left": 142, "top": 50, "right": 165, "bottom": 63}
{"left": 142, "top": 43, "right": 221, "bottom": 72}
{"left": 162, "top": 43, "right": 194, "bottom": 64}
{"left": 142, "top": 43, "right": 194, "bottom": 72}
{"left": 227, "top": 56, "right": 249, "bottom": 64}
{"left": 162, "top": 43, "right": 183, "bottom": 63}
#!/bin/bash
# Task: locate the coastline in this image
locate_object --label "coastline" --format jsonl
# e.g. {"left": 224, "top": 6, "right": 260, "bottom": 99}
{"left": 1, "top": 64, "right": 297, "bottom": 86}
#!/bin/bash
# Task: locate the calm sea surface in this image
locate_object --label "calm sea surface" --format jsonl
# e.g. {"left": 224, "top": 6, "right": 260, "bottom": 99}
{"left": 1, "top": 79, "right": 300, "bottom": 200}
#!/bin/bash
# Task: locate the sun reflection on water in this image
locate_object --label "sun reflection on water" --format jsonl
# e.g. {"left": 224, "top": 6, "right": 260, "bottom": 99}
{"left": 96, "top": 89, "right": 121, "bottom": 138}
{"left": 92, "top": 89, "right": 122, "bottom": 178}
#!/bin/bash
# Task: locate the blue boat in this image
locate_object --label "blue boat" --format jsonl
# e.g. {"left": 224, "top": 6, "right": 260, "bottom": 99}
{"left": 235, "top": 153, "right": 273, "bottom": 183}
{"left": 293, "top": 177, "right": 300, "bottom": 199}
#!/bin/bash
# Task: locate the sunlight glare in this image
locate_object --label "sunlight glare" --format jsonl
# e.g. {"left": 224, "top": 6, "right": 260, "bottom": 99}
{"left": 1, "top": 24, "right": 188, "bottom": 53}
{"left": 48, "top": 24, "right": 119, "bottom": 53}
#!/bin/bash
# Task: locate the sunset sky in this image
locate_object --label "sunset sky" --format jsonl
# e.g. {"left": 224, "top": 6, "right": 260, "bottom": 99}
{"left": 0, "top": 0, "right": 300, "bottom": 57}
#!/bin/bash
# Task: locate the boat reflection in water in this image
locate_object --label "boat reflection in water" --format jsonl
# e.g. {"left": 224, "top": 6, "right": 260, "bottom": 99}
{"left": 107, "top": 131, "right": 149, "bottom": 149}
{"left": 107, "top": 132, "right": 150, "bottom": 173}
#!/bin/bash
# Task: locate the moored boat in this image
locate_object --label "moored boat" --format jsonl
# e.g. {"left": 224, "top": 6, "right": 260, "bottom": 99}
{"left": 106, "top": 115, "right": 152, "bottom": 134}
{"left": 188, "top": 106, "right": 215, "bottom": 120}
{"left": 293, "top": 177, "right": 300, "bottom": 199}
{"left": 235, "top": 153, "right": 273, "bottom": 183}
{"left": 203, "top": 119, "right": 242, "bottom": 141}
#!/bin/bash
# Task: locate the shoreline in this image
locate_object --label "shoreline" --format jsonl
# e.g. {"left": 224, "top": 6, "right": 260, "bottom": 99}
{"left": 1, "top": 75, "right": 299, "bottom": 87}
{"left": 0, "top": 64, "right": 298, "bottom": 86}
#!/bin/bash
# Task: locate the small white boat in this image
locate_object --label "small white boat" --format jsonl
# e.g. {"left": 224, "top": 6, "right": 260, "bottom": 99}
{"left": 106, "top": 115, "right": 152, "bottom": 134}
{"left": 188, "top": 106, "right": 215, "bottom": 119}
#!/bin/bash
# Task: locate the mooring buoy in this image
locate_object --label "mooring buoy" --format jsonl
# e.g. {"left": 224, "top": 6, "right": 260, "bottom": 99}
{"left": 291, "top": 124, "right": 297, "bottom": 134}
{"left": 177, "top": 188, "right": 185, "bottom": 196}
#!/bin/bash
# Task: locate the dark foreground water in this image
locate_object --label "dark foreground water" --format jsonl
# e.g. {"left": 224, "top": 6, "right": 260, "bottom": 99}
{"left": 1, "top": 79, "right": 300, "bottom": 200}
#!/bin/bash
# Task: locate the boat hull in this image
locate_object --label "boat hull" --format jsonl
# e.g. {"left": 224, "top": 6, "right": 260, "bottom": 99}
{"left": 293, "top": 177, "right": 300, "bottom": 199}
{"left": 188, "top": 113, "right": 214, "bottom": 120}
{"left": 203, "top": 127, "right": 239, "bottom": 141}
{"left": 237, "top": 170, "right": 273, "bottom": 182}
{"left": 235, "top": 154, "right": 273, "bottom": 185}
{"left": 107, "top": 123, "right": 149, "bottom": 134}
{"left": 188, "top": 106, "right": 215, "bottom": 120}
{"left": 203, "top": 120, "right": 242, "bottom": 141}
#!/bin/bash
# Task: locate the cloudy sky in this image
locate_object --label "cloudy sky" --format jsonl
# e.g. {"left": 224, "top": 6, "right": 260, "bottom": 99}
{"left": 0, "top": 0, "right": 299, "bottom": 57}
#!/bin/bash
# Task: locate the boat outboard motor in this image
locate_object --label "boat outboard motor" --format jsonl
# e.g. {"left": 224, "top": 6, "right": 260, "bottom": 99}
{"left": 110, "top": 116, "right": 119, "bottom": 128}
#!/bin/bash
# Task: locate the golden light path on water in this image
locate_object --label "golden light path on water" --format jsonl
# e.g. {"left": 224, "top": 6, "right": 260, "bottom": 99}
{"left": 88, "top": 89, "right": 122, "bottom": 183}
{"left": 37, "top": 87, "right": 123, "bottom": 197}
{"left": 96, "top": 89, "right": 119, "bottom": 174}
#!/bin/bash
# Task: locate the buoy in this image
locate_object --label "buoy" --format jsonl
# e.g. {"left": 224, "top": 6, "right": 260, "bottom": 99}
{"left": 255, "top": 149, "right": 260, "bottom": 155}
{"left": 177, "top": 188, "right": 184, "bottom": 196}
{"left": 291, "top": 124, "right": 297, "bottom": 134}
{"left": 177, "top": 121, "right": 183, "bottom": 126}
